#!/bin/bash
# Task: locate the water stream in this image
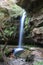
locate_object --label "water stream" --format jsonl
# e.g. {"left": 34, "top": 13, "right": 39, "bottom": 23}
{"left": 18, "top": 11, "right": 26, "bottom": 48}
{"left": 14, "top": 11, "right": 26, "bottom": 54}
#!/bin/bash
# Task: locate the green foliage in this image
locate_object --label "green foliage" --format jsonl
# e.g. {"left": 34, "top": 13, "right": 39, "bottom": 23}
{"left": 0, "top": 1, "right": 30, "bottom": 41}
{"left": 33, "top": 61, "right": 43, "bottom": 65}
{"left": 0, "top": 3, "right": 25, "bottom": 40}
{"left": 0, "top": 53, "right": 2, "bottom": 59}
{"left": 4, "top": 26, "right": 17, "bottom": 37}
{"left": 9, "top": 4, "right": 25, "bottom": 17}
{"left": 25, "top": 17, "right": 30, "bottom": 31}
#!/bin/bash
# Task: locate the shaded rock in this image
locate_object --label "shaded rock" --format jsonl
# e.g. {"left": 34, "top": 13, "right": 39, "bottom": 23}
{"left": 32, "top": 27, "right": 43, "bottom": 44}
{"left": 25, "top": 54, "right": 35, "bottom": 62}
{"left": 31, "top": 48, "right": 43, "bottom": 62}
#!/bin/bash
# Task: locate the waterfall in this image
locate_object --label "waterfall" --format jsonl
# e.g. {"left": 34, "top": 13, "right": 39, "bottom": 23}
{"left": 18, "top": 11, "right": 26, "bottom": 48}
{"left": 14, "top": 11, "right": 26, "bottom": 54}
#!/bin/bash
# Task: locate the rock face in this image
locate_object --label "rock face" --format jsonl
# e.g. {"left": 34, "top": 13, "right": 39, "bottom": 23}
{"left": 0, "top": 0, "right": 43, "bottom": 45}
{"left": 32, "top": 27, "right": 43, "bottom": 44}
{"left": 30, "top": 8, "right": 43, "bottom": 44}
{"left": 18, "top": 0, "right": 43, "bottom": 45}
{"left": 30, "top": 6, "right": 43, "bottom": 26}
{"left": 18, "top": 0, "right": 43, "bottom": 14}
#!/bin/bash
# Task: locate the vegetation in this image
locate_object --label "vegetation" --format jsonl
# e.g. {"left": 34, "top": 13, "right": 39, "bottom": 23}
{"left": 0, "top": 2, "right": 29, "bottom": 41}
{"left": 0, "top": 1, "right": 43, "bottom": 65}
{"left": 33, "top": 61, "right": 43, "bottom": 65}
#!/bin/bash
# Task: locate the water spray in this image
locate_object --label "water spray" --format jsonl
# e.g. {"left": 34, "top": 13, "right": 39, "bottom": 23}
{"left": 14, "top": 11, "right": 26, "bottom": 55}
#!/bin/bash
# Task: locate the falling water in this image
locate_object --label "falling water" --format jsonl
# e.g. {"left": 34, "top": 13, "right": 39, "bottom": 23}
{"left": 18, "top": 11, "right": 26, "bottom": 48}
{"left": 13, "top": 11, "right": 26, "bottom": 54}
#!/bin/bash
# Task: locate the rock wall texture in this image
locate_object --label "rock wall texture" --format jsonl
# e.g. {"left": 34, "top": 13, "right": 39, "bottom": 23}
{"left": 18, "top": 0, "right": 43, "bottom": 44}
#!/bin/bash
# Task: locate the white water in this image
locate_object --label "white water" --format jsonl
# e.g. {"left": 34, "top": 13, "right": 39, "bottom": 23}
{"left": 13, "top": 11, "right": 26, "bottom": 54}
{"left": 18, "top": 11, "right": 26, "bottom": 48}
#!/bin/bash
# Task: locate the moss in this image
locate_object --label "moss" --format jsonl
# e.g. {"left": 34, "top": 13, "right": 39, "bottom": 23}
{"left": 33, "top": 61, "right": 43, "bottom": 65}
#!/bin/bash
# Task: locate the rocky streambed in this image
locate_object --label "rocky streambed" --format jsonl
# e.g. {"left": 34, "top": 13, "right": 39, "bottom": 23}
{"left": 0, "top": 47, "right": 43, "bottom": 65}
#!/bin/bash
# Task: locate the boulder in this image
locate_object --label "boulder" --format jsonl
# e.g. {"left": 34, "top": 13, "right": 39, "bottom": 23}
{"left": 32, "top": 27, "right": 43, "bottom": 44}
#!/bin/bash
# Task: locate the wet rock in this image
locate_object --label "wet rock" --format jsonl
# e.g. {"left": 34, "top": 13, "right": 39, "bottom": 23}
{"left": 0, "top": 62, "right": 4, "bottom": 65}
{"left": 8, "top": 58, "right": 29, "bottom": 65}
{"left": 25, "top": 54, "right": 35, "bottom": 62}
{"left": 31, "top": 48, "right": 43, "bottom": 62}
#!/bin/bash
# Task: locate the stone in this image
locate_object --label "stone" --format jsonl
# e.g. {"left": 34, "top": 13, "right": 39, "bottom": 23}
{"left": 25, "top": 54, "right": 35, "bottom": 62}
